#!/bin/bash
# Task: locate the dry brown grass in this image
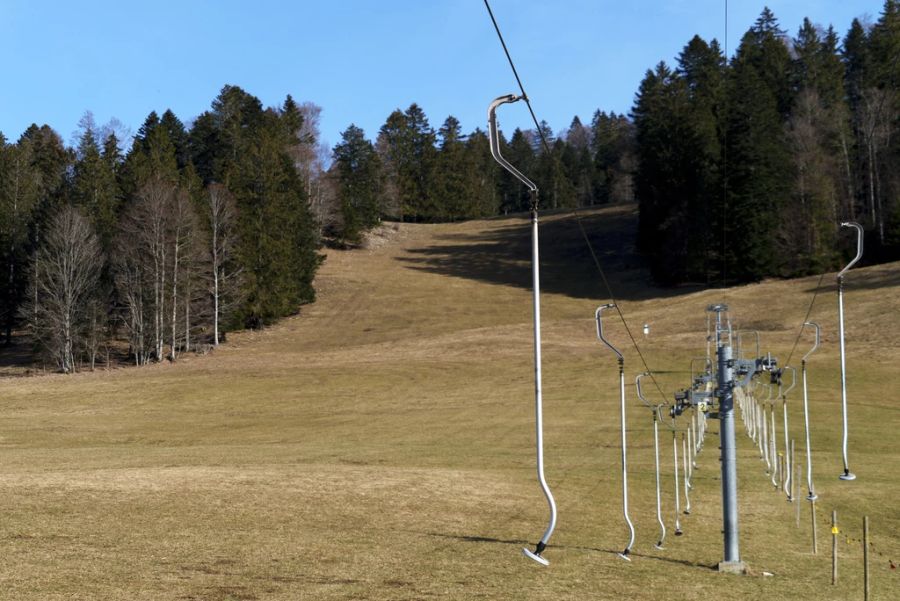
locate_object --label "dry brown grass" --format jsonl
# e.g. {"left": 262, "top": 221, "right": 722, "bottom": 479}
{"left": 1, "top": 205, "right": 898, "bottom": 599}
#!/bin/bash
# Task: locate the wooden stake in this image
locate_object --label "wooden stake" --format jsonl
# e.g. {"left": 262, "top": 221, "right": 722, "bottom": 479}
{"left": 793, "top": 442, "right": 800, "bottom": 527}
{"left": 811, "top": 499, "right": 818, "bottom": 554}
{"left": 863, "top": 516, "right": 870, "bottom": 601}
{"left": 832, "top": 510, "right": 838, "bottom": 585}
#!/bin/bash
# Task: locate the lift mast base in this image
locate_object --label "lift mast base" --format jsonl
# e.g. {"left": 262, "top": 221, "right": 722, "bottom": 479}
{"left": 718, "top": 560, "right": 747, "bottom": 574}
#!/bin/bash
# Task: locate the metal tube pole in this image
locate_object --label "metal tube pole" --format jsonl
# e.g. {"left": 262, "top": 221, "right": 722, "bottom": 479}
{"left": 596, "top": 305, "right": 633, "bottom": 559}
{"left": 682, "top": 434, "right": 691, "bottom": 514}
{"left": 654, "top": 406, "right": 667, "bottom": 549}
{"left": 637, "top": 374, "right": 666, "bottom": 549}
{"left": 673, "top": 428, "right": 683, "bottom": 535}
{"left": 706, "top": 313, "right": 711, "bottom": 366}
{"left": 688, "top": 424, "right": 695, "bottom": 481}
{"left": 836, "top": 279, "right": 855, "bottom": 482}
{"left": 779, "top": 453, "right": 785, "bottom": 491}
{"left": 761, "top": 396, "right": 769, "bottom": 467}
{"left": 618, "top": 358, "right": 635, "bottom": 559}
{"left": 754, "top": 393, "right": 760, "bottom": 442}
{"left": 524, "top": 202, "right": 557, "bottom": 564}
{"left": 720, "top": 349, "right": 741, "bottom": 565}
{"left": 691, "top": 412, "right": 698, "bottom": 463}
{"left": 488, "top": 94, "right": 557, "bottom": 565}
{"left": 794, "top": 443, "right": 800, "bottom": 522}
{"left": 802, "top": 323, "right": 820, "bottom": 501}
{"left": 748, "top": 389, "right": 754, "bottom": 440}
{"left": 837, "top": 221, "right": 862, "bottom": 481}
{"left": 783, "top": 396, "right": 791, "bottom": 497}
{"left": 712, "top": 305, "right": 742, "bottom": 572}
{"left": 770, "top": 407, "right": 778, "bottom": 488}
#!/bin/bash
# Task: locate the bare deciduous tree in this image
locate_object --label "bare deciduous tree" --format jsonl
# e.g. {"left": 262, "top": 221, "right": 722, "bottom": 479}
{"left": 112, "top": 243, "right": 149, "bottom": 366}
{"left": 290, "top": 102, "right": 334, "bottom": 235}
{"left": 859, "top": 87, "right": 896, "bottom": 243}
{"left": 787, "top": 88, "right": 841, "bottom": 270}
{"left": 206, "top": 184, "right": 242, "bottom": 345}
{"left": 115, "top": 178, "right": 176, "bottom": 363}
{"left": 22, "top": 207, "right": 102, "bottom": 373}
{"left": 168, "top": 188, "right": 198, "bottom": 361}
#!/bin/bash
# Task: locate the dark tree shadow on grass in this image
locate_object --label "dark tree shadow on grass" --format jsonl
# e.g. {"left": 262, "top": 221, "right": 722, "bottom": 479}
{"left": 396, "top": 206, "right": 707, "bottom": 302}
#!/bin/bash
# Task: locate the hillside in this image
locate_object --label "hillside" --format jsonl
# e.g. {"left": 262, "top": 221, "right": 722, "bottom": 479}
{"left": 1, "top": 204, "right": 898, "bottom": 600}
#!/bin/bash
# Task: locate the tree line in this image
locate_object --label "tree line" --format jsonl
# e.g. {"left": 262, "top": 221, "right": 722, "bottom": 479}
{"left": 331, "top": 3, "right": 900, "bottom": 284}
{"left": 3, "top": 5, "right": 898, "bottom": 371}
{"left": 327, "top": 106, "right": 635, "bottom": 243}
{"left": 634, "top": 3, "right": 900, "bottom": 284}
{"left": 0, "top": 86, "right": 322, "bottom": 372}
{"left": 1, "top": 86, "right": 634, "bottom": 371}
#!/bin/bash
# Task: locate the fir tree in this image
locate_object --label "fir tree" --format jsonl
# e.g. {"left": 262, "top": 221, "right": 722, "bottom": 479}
{"left": 725, "top": 22, "right": 793, "bottom": 280}
{"left": 432, "top": 116, "right": 472, "bottom": 220}
{"left": 332, "top": 124, "right": 383, "bottom": 241}
{"left": 0, "top": 137, "right": 41, "bottom": 343}
{"left": 72, "top": 127, "right": 120, "bottom": 249}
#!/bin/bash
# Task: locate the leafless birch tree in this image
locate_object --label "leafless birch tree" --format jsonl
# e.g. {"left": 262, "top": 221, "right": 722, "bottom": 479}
{"left": 205, "top": 184, "right": 241, "bottom": 345}
{"left": 22, "top": 207, "right": 102, "bottom": 373}
{"left": 859, "top": 87, "right": 896, "bottom": 243}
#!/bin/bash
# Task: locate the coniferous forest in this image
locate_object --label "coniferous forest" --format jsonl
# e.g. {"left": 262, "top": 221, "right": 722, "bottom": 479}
{"left": 1, "top": 4, "right": 898, "bottom": 372}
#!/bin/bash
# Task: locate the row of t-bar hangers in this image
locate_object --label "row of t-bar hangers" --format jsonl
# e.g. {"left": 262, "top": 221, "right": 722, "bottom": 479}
{"left": 488, "top": 92, "right": 866, "bottom": 567}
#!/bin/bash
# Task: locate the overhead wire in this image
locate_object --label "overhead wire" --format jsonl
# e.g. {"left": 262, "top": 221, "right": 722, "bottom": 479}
{"left": 482, "top": 0, "right": 671, "bottom": 407}
{"left": 722, "top": 0, "right": 728, "bottom": 291}
{"left": 782, "top": 42, "right": 900, "bottom": 368}
{"left": 783, "top": 271, "right": 826, "bottom": 367}
{"left": 486, "top": 1, "right": 894, "bottom": 571}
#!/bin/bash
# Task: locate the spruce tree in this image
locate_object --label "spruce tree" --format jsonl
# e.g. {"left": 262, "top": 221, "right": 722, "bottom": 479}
{"left": 498, "top": 129, "right": 535, "bottom": 213}
{"left": 333, "top": 124, "right": 383, "bottom": 242}
{"left": 213, "top": 91, "right": 320, "bottom": 326}
{"left": 725, "top": 22, "right": 793, "bottom": 280}
{"left": 402, "top": 104, "right": 437, "bottom": 220}
{"left": 376, "top": 109, "right": 410, "bottom": 221}
{"left": 72, "top": 127, "right": 120, "bottom": 249}
{"left": 432, "top": 116, "right": 471, "bottom": 220}
{"left": 464, "top": 128, "right": 499, "bottom": 217}
{"left": 159, "top": 109, "right": 189, "bottom": 170}
{"left": 561, "top": 116, "right": 593, "bottom": 206}
{"left": 0, "top": 137, "right": 41, "bottom": 344}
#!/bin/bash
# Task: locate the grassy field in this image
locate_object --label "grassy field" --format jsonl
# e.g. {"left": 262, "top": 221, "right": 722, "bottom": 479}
{"left": 1, "top": 204, "right": 898, "bottom": 600}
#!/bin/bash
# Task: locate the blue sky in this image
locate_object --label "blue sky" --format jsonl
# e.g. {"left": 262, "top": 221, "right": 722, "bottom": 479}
{"left": 0, "top": 1, "right": 883, "bottom": 153}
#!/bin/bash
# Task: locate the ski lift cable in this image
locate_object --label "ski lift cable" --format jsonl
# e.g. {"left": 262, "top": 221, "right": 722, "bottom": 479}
{"left": 482, "top": 0, "right": 545, "bottom": 153}
{"left": 574, "top": 216, "right": 670, "bottom": 403}
{"left": 783, "top": 271, "right": 826, "bottom": 368}
{"left": 482, "top": 0, "right": 670, "bottom": 407}
{"left": 721, "top": 0, "right": 728, "bottom": 290}
{"left": 637, "top": 370, "right": 675, "bottom": 433}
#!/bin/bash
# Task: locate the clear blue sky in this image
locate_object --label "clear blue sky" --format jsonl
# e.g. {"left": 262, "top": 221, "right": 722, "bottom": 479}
{"left": 0, "top": 1, "right": 882, "bottom": 152}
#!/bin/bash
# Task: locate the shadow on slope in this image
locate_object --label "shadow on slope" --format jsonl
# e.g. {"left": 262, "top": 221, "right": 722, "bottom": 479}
{"left": 803, "top": 263, "right": 900, "bottom": 294}
{"left": 397, "top": 205, "right": 705, "bottom": 301}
